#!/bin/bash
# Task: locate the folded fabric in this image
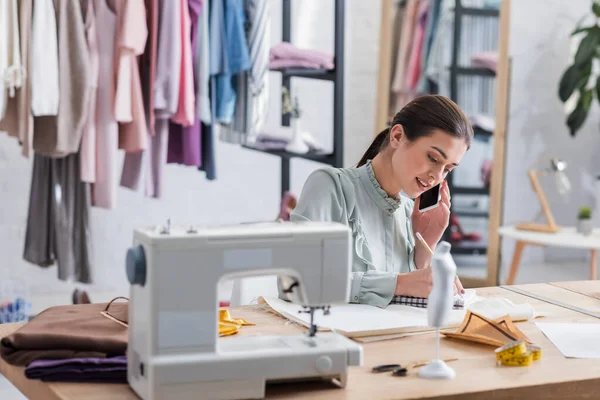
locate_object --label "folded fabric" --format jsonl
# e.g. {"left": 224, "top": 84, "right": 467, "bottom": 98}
{"left": 269, "top": 42, "right": 334, "bottom": 70}
{"left": 25, "top": 356, "right": 127, "bottom": 383}
{"left": 269, "top": 58, "right": 325, "bottom": 70}
{"left": 1, "top": 302, "right": 128, "bottom": 366}
{"left": 470, "top": 51, "right": 498, "bottom": 73}
{"left": 248, "top": 129, "right": 327, "bottom": 153}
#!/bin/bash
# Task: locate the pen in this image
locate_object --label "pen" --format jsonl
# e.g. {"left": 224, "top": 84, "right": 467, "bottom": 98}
{"left": 415, "top": 232, "right": 463, "bottom": 299}
{"left": 415, "top": 232, "right": 434, "bottom": 256}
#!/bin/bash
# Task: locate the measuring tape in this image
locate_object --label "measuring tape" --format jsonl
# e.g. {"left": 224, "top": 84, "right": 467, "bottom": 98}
{"left": 501, "top": 286, "right": 600, "bottom": 319}
{"left": 494, "top": 340, "right": 541, "bottom": 367}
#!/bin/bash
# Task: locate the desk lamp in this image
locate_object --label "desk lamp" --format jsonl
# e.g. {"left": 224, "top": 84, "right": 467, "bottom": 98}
{"left": 516, "top": 156, "right": 571, "bottom": 233}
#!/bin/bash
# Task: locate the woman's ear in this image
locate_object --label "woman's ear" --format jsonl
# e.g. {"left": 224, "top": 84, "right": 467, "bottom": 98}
{"left": 389, "top": 124, "right": 404, "bottom": 148}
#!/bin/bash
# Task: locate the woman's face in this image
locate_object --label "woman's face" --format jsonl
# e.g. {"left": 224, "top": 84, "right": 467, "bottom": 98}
{"left": 389, "top": 125, "right": 469, "bottom": 198}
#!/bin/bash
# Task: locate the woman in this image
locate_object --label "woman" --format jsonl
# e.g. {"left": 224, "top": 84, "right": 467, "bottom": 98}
{"left": 289, "top": 95, "right": 472, "bottom": 308}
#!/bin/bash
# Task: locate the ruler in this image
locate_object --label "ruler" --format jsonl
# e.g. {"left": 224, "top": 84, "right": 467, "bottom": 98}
{"left": 500, "top": 285, "right": 600, "bottom": 319}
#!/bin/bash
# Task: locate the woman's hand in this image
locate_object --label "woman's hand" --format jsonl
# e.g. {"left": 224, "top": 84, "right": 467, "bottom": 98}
{"left": 411, "top": 180, "right": 451, "bottom": 249}
{"left": 395, "top": 268, "right": 433, "bottom": 298}
{"left": 396, "top": 269, "right": 464, "bottom": 299}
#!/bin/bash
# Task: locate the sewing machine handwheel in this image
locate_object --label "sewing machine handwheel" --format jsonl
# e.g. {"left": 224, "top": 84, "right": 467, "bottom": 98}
{"left": 126, "top": 245, "right": 147, "bottom": 286}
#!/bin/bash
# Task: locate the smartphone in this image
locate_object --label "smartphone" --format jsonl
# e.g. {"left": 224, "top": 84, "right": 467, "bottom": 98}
{"left": 418, "top": 183, "right": 441, "bottom": 212}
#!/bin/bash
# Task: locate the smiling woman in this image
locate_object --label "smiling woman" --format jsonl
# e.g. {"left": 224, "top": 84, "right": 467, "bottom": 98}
{"left": 281, "top": 95, "right": 473, "bottom": 308}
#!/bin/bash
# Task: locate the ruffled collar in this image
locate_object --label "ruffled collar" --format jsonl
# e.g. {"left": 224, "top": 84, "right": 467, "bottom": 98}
{"left": 359, "top": 160, "right": 402, "bottom": 215}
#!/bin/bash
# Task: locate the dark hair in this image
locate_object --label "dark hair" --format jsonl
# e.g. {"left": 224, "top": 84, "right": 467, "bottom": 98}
{"left": 357, "top": 95, "right": 473, "bottom": 167}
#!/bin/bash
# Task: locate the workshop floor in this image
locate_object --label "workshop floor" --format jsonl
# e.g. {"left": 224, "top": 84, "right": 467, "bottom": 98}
{"left": 0, "top": 260, "right": 594, "bottom": 397}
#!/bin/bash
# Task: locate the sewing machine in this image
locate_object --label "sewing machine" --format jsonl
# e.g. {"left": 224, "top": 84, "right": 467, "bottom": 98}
{"left": 125, "top": 220, "right": 363, "bottom": 400}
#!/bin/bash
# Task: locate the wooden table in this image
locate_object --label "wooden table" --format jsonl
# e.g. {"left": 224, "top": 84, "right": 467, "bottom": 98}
{"left": 3, "top": 282, "right": 600, "bottom": 399}
{"left": 498, "top": 226, "right": 600, "bottom": 284}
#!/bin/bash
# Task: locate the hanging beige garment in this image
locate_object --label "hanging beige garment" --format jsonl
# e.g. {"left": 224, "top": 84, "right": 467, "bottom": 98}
{"left": 0, "top": 0, "right": 32, "bottom": 157}
{"left": 32, "top": 0, "right": 91, "bottom": 157}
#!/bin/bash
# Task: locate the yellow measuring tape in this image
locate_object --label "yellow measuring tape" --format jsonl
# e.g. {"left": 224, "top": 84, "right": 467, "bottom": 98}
{"left": 494, "top": 340, "right": 542, "bottom": 367}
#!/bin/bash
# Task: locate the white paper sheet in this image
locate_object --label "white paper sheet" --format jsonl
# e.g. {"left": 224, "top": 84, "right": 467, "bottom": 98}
{"left": 536, "top": 322, "right": 600, "bottom": 358}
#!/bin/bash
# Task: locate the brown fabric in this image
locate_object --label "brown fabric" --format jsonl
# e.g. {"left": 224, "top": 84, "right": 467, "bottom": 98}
{"left": 0, "top": 302, "right": 127, "bottom": 366}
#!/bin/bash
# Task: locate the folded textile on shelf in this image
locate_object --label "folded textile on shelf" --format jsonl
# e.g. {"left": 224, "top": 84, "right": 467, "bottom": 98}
{"left": 25, "top": 356, "right": 128, "bottom": 383}
{"left": 248, "top": 129, "right": 328, "bottom": 154}
{"left": 470, "top": 51, "right": 498, "bottom": 73}
{"left": 269, "top": 42, "right": 334, "bottom": 70}
{"left": 0, "top": 301, "right": 128, "bottom": 366}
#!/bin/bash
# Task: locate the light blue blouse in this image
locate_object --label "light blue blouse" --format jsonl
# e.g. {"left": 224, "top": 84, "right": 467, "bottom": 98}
{"left": 290, "top": 160, "right": 417, "bottom": 308}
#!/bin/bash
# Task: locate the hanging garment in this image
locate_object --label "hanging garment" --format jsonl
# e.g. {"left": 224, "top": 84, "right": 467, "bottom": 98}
{"left": 32, "top": 0, "right": 91, "bottom": 157}
{"left": 23, "top": 152, "right": 93, "bottom": 284}
{"left": 30, "top": 0, "right": 60, "bottom": 116}
{"left": 416, "top": 0, "right": 441, "bottom": 93}
{"left": 0, "top": 0, "right": 24, "bottom": 121}
{"left": 168, "top": 0, "right": 203, "bottom": 167}
{"left": 424, "top": 0, "right": 454, "bottom": 98}
{"left": 154, "top": 0, "right": 182, "bottom": 119}
{"left": 0, "top": 0, "right": 33, "bottom": 158}
{"left": 391, "top": 0, "right": 420, "bottom": 111}
{"left": 115, "top": 0, "right": 148, "bottom": 153}
{"left": 80, "top": 0, "right": 99, "bottom": 183}
{"left": 170, "top": 0, "right": 196, "bottom": 127}
{"left": 404, "top": 0, "right": 430, "bottom": 91}
{"left": 196, "top": 0, "right": 212, "bottom": 124}
{"left": 212, "top": 0, "right": 251, "bottom": 123}
{"left": 120, "top": 0, "right": 159, "bottom": 194}
{"left": 92, "top": 0, "right": 119, "bottom": 209}
{"left": 388, "top": 1, "right": 406, "bottom": 119}
{"left": 220, "top": 0, "right": 270, "bottom": 145}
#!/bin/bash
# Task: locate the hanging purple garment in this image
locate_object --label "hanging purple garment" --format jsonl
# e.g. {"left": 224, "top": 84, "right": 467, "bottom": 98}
{"left": 168, "top": 0, "right": 203, "bottom": 166}
{"left": 25, "top": 356, "right": 127, "bottom": 383}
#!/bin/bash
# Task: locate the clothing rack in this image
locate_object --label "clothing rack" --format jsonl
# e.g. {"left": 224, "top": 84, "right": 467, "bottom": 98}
{"left": 243, "top": 0, "right": 345, "bottom": 197}
{"left": 444, "top": 0, "right": 500, "bottom": 256}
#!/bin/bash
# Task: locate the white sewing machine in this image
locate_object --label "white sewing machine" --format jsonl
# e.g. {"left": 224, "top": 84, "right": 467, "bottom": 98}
{"left": 125, "top": 220, "right": 363, "bottom": 400}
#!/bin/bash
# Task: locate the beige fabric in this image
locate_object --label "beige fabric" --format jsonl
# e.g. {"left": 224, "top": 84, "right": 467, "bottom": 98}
{"left": 32, "top": 0, "right": 91, "bottom": 157}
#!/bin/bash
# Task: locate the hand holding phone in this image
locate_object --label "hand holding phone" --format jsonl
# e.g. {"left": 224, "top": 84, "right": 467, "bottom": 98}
{"left": 418, "top": 183, "right": 442, "bottom": 212}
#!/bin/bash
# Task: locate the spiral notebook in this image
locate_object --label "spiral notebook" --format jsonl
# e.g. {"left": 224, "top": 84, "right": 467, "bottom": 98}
{"left": 390, "top": 289, "right": 477, "bottom": 310}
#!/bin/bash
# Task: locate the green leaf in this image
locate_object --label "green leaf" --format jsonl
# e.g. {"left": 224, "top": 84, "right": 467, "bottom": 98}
{"left": 577, "top": 61, "right": 593, "bottom": 89}
{"left": 595, "top": 76, "right": 600, "bottom": 101}
{"left": 593, "top": 2, "right": 600, "bottom": 17}
{"left": 581, "top": 88, "right": 593, "bottom": 112}
{"left": 574, "top": 28, "right": 600, "bottom": 66}
{"left": 572, "top": 26, "right": 593, "bottom": 36}
{"left": 559, "top": 65, "right": 581, "bottom": 102}
{"left": 566, "top": 91, "right": 592, "bottom": 136}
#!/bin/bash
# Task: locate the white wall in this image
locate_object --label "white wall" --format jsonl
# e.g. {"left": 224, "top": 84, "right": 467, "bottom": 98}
{"left": 0, "top": 0, "right": 382, "bottom": 301}
{"left": 501, "top": 0, "right": 600, "bottom": 269}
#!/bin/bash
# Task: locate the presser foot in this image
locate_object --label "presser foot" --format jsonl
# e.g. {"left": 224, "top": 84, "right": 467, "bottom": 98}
{"left": 299, "top": 305, "right": 331, "bottom": 337}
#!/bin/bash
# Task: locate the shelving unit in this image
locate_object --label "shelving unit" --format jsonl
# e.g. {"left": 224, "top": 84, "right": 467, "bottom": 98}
{"left": 445, "top": 0, "right": 500, "bottom": 257}
{"left": 243, "top": 0, "right": 345, "bottom": 197}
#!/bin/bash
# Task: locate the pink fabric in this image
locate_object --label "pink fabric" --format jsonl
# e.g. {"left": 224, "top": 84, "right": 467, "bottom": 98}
{"left": 269, "top": 58, "right": 324, "bottom": 70}
{"left": 115, "top": 0, "right": 148, "bottom": 152}
{"left": 170, "top": 0, "right": 195, "bottom": 127}
{"left": 471, "top": 51, "right": 498, "bottom": 73}
{"left": 80, "top": 0, "right": 99, "bottom": 183}
{"left": 269, "top": 42, "right": 334, "bottom": 69}
{"left": 92, "top": 0, "right": 119, "bottom": 209}
{"left": 405, "top": 0, "right": 429, "bottom": 91}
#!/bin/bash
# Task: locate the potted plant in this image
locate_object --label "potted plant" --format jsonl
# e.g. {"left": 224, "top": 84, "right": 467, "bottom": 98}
{"left": 282, "top": 87, "right": 309, "bottom": 153}
{"left": 558, "top": 1, "right": 600, "bottom": 136}
{"left": 577, "top": 206, "right": 593, "bottom": 235}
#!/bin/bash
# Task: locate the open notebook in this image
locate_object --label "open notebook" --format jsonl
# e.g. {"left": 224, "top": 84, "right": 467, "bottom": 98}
{"left": 390, "top": 289, "right": 477, "bottom": 309}
{"left": 259, "top": 289, "right": 477, "bottom": 339}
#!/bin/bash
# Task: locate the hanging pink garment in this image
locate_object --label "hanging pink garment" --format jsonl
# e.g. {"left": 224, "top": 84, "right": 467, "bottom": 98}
{"left": 80, "top": 0, "right": 99, "bottom": 183}
{"left": 170, "top": 0, "right": 195, "bottom": 127}
{"left": 92, "top": 0, "right": 119, "bottom": 209}
{"left": 115, "top": 0, "right": 148, "bottom": 152}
